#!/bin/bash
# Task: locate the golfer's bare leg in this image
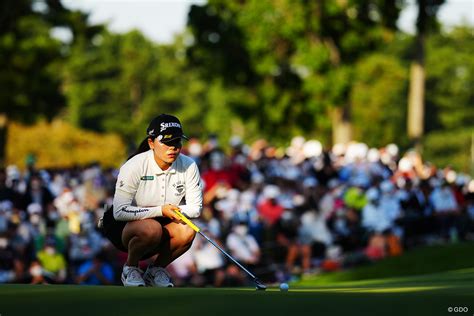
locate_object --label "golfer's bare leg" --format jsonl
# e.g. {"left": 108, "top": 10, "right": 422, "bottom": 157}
{"left": 122, "top": 219, "right": 163, "bottom": 266}
{"left": 153, "top": 221, "right": 196, "bottom": 267}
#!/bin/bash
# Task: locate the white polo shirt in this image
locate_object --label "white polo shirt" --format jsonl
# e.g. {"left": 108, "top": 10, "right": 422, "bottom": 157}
{"left": 113, "top": 150, "right": 203, "bottom": 221}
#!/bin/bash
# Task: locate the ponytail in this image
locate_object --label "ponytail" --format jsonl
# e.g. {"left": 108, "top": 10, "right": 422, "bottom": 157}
{"left": 127, "top": 137, "right": 151, "bottom": 161}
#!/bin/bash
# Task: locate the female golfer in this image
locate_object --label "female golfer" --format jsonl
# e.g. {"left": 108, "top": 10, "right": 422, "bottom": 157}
{"left": 102, "top": 114, "right": 202, "bottom": 287}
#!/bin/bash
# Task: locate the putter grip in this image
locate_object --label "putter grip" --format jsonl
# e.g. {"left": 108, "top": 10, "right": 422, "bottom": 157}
{"left": 174, "top": 210, "right": 200, "bottom": 232}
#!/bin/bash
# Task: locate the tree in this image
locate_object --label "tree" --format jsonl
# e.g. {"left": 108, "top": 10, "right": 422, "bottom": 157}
{"left": 187, "top": 0, "right": 404, "bottom": 145}
{"left": 422, "top": 26, "right": 474, "bottom": 172}
{"left": 406, "top": 0, "right": 445, "bottom": 150}
{"left": 63, "top": 30, "right": 211, "bottom": 150}
{"left": 0, "top": 0, "right": 62, "bottom": 164}
{"left": 351, "top": 53, "right": 408, "bottom": 147}
{"left": 0, "top": 0, "right": 100, "bottom": 165}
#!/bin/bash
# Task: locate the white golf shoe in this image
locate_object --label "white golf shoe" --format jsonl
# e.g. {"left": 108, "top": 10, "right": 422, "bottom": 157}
{"left": 121, "top": 265, "right": 145, "bottom": 287}
{"left": 143, "top": 266, "right": 174, "bottom": 287}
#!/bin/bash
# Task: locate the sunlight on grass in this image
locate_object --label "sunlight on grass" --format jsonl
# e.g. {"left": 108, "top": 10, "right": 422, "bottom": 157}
{"left": 282, "top": 286, "right": 447, "bottom": 293}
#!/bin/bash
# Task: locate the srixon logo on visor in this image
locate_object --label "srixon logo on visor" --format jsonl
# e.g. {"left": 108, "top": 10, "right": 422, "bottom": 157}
{"left": 160, "top": 122, "right": 181, "bottom": 132}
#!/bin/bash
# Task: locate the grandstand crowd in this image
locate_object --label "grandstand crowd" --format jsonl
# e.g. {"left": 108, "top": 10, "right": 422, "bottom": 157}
{"left": 1, "top": 136, "right": 473, "bottom": 286}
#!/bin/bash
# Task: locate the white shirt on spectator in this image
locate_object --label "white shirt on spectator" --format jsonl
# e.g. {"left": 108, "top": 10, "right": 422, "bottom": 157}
{"left": 193, "top": 240, "right": 224, "bottom": 272}
{"left": 362, "top": 202, "right": 391, "bottom": 232}
{"left": 430, "top": 187, "right": 459, "bottom": 213}
{"left": 379, "top": 194, "right": 402, "bottom": 224}
{"left": 299, "top": 211, "right": 333, "bottom": 245}
{"left": 226, "top": 231, "right": 260, "bottom": 263}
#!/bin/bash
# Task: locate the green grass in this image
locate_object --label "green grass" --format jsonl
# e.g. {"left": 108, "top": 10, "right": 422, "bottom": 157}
{"left": 297, "top": 241, "right": 474, "bottom": 286}
{"left": 1, "top": 243, "right": 473, "bottom": 316}
{"left": 0, "top": 273, "right": 473, "bottom": 316}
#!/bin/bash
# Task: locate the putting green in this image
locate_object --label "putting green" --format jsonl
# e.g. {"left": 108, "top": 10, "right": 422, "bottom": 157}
{"left": 1, "top": 270, "right": 473, "bottom": 316}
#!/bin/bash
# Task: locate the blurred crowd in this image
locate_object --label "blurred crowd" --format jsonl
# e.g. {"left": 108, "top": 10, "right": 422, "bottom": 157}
{"left": 1, "top": 135, "right": 474, "bottom": 286}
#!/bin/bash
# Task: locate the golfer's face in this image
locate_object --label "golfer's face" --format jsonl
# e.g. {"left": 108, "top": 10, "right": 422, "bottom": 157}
{"left": 151, "top": 138, "right": 182, "bottom": 165}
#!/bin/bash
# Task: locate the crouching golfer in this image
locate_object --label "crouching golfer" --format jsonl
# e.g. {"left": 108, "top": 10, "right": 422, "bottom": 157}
{"left": 102, "top": 114, "right": 202, "bottom": 287}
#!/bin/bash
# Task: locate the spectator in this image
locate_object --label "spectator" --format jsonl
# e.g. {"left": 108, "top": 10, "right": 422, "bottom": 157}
{"left": 365, "top": 233, "right": 386, "bottom": 261}
{"left": 193, "top": 236, "right": 226, "bottom": 287}
{"left": 226, "top": 223, "right": 260, "bottom": 266}
{"left": 0, "top": 233, "right": 21, "bottom": 283}
{"left": 258, "top": 185, "right": 284, "bottom": 226}
{"left": 75, "top": 253, "right": 114, "bottom": 285}
{"left": 275, "top": 209, "right": 308, "bottom": 273}
{"left": 430, "top": 180, "right": 462, "bottom": 240}
{"left": 21, "top": 174, "right": 54, "bottom": 215}
{"left": 35, "top": 238, "right": 67, "bottom": 284}
{"left": 201, "top": 150, "right": 238, "bottom": 193}
{"left": 1, "top": 137, "right": 472, "bottom": 287}
{"left": 379, "top": 181, "right": 403, "bottom": 236}
{"left": 362, "top": 187, "right": 391, "bottom": 233}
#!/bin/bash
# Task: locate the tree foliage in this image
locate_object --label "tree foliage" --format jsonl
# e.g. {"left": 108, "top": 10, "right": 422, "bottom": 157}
{"left": 6, "top": 120, "right": 125, "bottom": 169}
{"left": 351, "top": 53, "right": 408, "bottom": 147}
{"left": 2, "top": 0, "right": 472, "bottom": 172}
{"left": 0, "top": 1, "right": 63, "bottom": 122}
{"left": 422, "top": 26, "right": 474, "bottom": 171}
{"left": 186, "top": 0, "right": 404, "bottom": 144}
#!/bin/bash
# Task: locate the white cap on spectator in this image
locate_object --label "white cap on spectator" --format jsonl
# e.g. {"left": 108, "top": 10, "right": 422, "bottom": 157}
{"left": 345, "top": 142, "right": 368, "bottom": 163}
{"left": 27, "top": 203, "right": 42, "bottom": 215}
{"left": 367, "top": 148, "right": 380, "bottom": 162}
{"left": 386, "top": 143, "right": 399, "bottom": 157}
{"left": 292, "top": 194, "right": 305, "bottom": 207}
{"left": 229, "top": 135, "right": 242, "bottom": 148}
{"left": 396, "top": 177, "right": 406, "bottom": 189}
{"left": 446, "top": 170, "right": 457, "bottom": 184}
{"left": 188, "top": 140, "right": 202, "bottom": 157}
{"left": 290, "top": 136, "right": 306, "bottom": 149}
{"left": 227, "top": 189, "right": 240, "bottom": 202}
{"left": 303, "top": 140, "right": 322, "bottom": 158}
{"left": 468, "top": 180, "right": 474, "bottom": 193}
{"left": 398, "top": 157, "right": 413, "bottom": 172}
{"left": 332, "top": 143, "right": 346, "bottom": 156}
{"left": 262, "top": 185, "right": 280, "bottom": 199}
{"left": 6, "top": 165, "right": 20, "bottom": 180}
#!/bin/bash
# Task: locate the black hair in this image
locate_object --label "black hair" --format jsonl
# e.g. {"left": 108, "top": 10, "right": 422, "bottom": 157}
{"left": 127, "top": 137, "right": 153, "bottom": 161}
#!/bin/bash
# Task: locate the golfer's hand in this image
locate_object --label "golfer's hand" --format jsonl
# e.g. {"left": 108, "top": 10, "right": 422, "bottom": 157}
{"left": 162, "top": 204, "right": 182, "bottom": 222}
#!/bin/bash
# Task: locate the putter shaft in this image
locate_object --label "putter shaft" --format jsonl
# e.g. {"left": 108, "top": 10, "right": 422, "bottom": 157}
{"left": 198, "top": 231, "right": 257, "bottom": 280}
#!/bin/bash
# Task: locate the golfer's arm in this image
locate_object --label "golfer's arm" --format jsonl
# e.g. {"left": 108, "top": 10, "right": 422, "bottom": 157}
{"left": 179, "top": 162, "right": 203, "bottom": 219}
{"left": 113, "top": 162, "right": 163, "bottom": 221}
{"left": 113, "top": 191, "right": 164, "bottom": 221}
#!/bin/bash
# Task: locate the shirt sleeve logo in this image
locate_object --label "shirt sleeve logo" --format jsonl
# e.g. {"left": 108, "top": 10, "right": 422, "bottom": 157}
{"left": 140, "top": 176, "right": 154, "bottom": 181}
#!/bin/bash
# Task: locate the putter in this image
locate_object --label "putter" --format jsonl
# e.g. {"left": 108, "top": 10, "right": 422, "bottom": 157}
{"left": 174, "top": 210, "right": 267, "bottom": 291}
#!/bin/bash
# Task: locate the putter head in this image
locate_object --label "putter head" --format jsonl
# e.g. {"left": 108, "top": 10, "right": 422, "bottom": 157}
{"left": 254, "top": 279, "right": 267, "bottom": 291}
